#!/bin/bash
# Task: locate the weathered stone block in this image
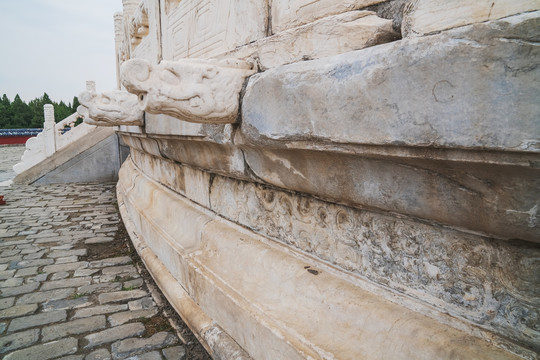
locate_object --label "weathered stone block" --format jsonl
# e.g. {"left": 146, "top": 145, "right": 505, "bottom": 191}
{"left": 16, "top": 288, "right": 75, "bottom": 305}
{"left": 84, "top": 322, "right": 145, "bottom": 349}
{"left": 0, "top": 304, "right": 38, "bottom": 319}
{"left": 231, "top": 11, "right": 398, "bottom": 70}
{"left": 3, "top": 337, "right": 78, "bottom": 360}
{"left": 271, "top": 0, "right": 385, "bottom": 32}
{"left": 239, "top": 12, "right": 540, "bottom": 242}
{"left": 72, "top": 304, "right": 128, "bottom": 319}
{"left": 0, "top": 282, "right": 39, "bottom": 297}
{"left": 241, "top": 11, "right": 540, "bottom": 152}
{"left": 98, "top": 289, "right": 147, "bottom": 304}
{"left": 41, "top": 277, "right": 92, "bottom": 291}
{"left": 108, "top": 309, "right": 158, "bottom": 326}
{"left": 111, "top": 332, "right": 177, "bottom": 359}
{"left": 402, "top": 0, "right": 540, "bottom": 37}
{"left": 8, "top": 310, "right": 67, "bottom": 332}
{"left": 0, "top": 328, "right": 40, "bottom": 354}
{"left": 161, "top": 0, "right": 267, "bottom": 60}
{"left": 42, "top": 315, "right": 106, "bottom": 342}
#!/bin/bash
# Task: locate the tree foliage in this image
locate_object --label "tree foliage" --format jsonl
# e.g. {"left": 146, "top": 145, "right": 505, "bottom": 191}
{"left": 0, "top": 93, "right": 79, "bottom": 129}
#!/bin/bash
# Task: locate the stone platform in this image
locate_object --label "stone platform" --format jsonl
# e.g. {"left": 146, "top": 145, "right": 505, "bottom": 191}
{"left": 0, "top": 182, "right": 210, "bottom": 360}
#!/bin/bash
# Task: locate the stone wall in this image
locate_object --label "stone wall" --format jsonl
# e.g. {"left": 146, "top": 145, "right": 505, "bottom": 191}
{"left": 86, "top": 1, "right": 540, "bottom": 358}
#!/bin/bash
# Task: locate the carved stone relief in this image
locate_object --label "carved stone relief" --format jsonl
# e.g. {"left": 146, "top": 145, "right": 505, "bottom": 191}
{"left": 207, "top": 173, "right": 540, "bottom": 351}
{"left": 160, "top": 0, "right": 267, "bottom": 60}
{"left": 77, "top": 90, "right": 144, "bottom": 126}
{"left": 121, "top": 58, "right": 255, "bottom": 123}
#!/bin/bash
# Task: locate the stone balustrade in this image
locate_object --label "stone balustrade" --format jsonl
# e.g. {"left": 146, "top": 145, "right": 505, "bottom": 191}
{"left": 13, "top": 101, "right": 96, "bottom": 175}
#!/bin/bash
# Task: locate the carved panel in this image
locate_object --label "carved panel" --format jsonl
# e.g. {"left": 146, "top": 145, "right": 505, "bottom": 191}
{"left": 161, "top": 0, "right": 267, "bottom": 60}
{"left": 209, "top": 174, "right": 540, "bottom": 350}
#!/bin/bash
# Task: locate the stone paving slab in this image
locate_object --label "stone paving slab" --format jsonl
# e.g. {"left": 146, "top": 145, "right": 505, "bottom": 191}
{"left": 0, "top": 183, "right": 211, "bottom": 359}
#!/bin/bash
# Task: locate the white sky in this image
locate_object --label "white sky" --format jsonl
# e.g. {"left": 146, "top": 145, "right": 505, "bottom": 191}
{"left": 0, "top": 0, "right": 123, "bottom": 105}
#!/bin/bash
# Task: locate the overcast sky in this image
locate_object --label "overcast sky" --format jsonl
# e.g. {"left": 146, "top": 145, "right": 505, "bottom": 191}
{"left": 0, "top": 0, "right": 123, "bottom": 105}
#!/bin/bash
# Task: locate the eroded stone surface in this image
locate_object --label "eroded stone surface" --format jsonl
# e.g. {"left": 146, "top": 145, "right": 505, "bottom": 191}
{"left": 402, "top": 0, "right": 540, "bottom": 37}
{"left": 208, "top": 172, "right": 540, "bottom": 349}
{"left": 271, "top": 0, "right": 385, "bottom": 32}
{"left": 239, "top": 12, "right": 540, "bottom": 243}
{"left": 241, "top": 12, "right": 540, "bottom": 152}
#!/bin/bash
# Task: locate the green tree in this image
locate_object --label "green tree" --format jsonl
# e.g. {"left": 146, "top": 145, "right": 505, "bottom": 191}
{"left": 9, "top": 94, "right": 32, "bottom": 128}
{"left": 71, "top": 96, "right": 80, "bottom": 113}
{"left": 0, "top": 94, "right": 12, "bottom": 128}
{"left": 54, "top": 100, "right": 73, "bottom": 122}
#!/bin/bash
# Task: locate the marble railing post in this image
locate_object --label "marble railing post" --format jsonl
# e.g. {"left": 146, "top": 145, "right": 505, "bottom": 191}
{"left": 114, "top": 12, "right": 124, "bottom": 90}
{"left": 86, "top": 80, "right": 96, "bottom": 92}
{"left": 43, "top": 104, "right": 56, "bottom": 157}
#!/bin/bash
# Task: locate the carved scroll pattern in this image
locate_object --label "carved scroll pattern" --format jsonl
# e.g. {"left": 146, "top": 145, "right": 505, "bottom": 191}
{"left": 208, "top": 174, "right": 540, "bottom": 349}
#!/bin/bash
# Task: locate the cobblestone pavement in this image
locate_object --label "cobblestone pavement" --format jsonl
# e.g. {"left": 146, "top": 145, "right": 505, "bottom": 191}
{"left": 0, "top": 182, "right": 211, "bottom": 360}
{"left": 0, "top": 145, "right": 25, "bottom": 184}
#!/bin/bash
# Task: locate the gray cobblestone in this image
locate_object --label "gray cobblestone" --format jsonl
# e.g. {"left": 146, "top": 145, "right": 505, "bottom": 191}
{"left": 0, "top": 277, "right": 24, "bottom": 287}
{"left": 108, "top": 309, "right": 158, "bottom": 327}
{"left": 162, "top": 346, "right": 186, "bottom": 360}
{"left": 128, "top": 297, "right": 155, "bottom": 311}
{"left": 3, "top": 337, "right": 78, "bottom": 360}
{"left": 112, "top": 332, "right": 177, "bottom": 359}
{"left": 43, "top": 261, "right": 89, "bottom": 273}
{"left": 0, "top": 328, "right": 40, "bottom": 354}
{"left": 51, "top": 271, "right": 71, "bottom": 280}
{"left": 78, "top": 282, "right": 123, "bottom": 294}
{"left": 0, "top": 304, "right": 38, "bottom": 319}
{"left": 10, "top": 258, "right": 54, "bottom": 269}
{"left": 42, "top": 315, "right": 107, "bottom": 341}
{"left": 99, "top": 289, "right": 147, "bottom": 304}
{"left": 0, "top": 269, "right": 16, "bottom": 280}
{"left": 15, "top": 266, "right": 38, "bottom": 277}
{"left": 89, "top": 257, "right": 132, "bottom": 269}
{"left": 86, "top": 348, "right": 112, "bottom": 360}
{"left": 125, "top": 351, "right": 162, "bottom": 360}
{"left": 8, "top": 310, "right": 67, "bottom": 332}
{"left": 0, "top": 282, "right": 40, "bottom": 297}
{"left": 84, "top": 322, "right": 146, "bottom": 349}
{"left": 56, "top": 255, "right": 80, "bottom": 264}
{"left": 17, "top": 288, "right": 75, "bottom": 305}
{"left": 0, "top": 297, "right": 15, "bottom": 309}
{"left": 48, "top": 249, "right": 88, "bottom": 258}
{"left": 41, "top": 277, "right": 92, "bottom": 291}
{"left": 0, "top": 182, "right": 205, "bottom": 359}
{"left": 73, "top": 304, "right": 129, "bottom": 319}
{"left": 43, "top": 297, "right": 92, "bottom": 311}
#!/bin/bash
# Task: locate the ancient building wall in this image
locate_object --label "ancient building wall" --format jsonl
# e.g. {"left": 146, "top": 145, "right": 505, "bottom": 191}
{"left": 81, "top": 1, "right": 540, "bottom": 358}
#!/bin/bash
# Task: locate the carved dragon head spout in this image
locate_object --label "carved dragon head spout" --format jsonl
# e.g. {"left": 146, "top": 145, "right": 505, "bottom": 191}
{"left": 120, "top": 58, "right": 256, "bottom": 124}
{"left": 77, "top": 90, "right": 144, "bottom": 127}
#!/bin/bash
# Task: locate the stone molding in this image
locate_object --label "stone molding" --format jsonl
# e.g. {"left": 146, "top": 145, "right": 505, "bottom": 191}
{"left": 117, "top": 156, "right": 528, "bottom": 359}
{"left": 127, "top": 148, "right": 540, "bottom": 353}
{"left": 77, "top": 90, "right": 144, "bottom": 127}
{"left": 120, "top": 58, "right": 255, "bottom": 124}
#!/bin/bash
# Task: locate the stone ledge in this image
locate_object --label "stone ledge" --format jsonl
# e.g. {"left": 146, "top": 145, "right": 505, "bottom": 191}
{"left": 117, "top": 157, "right": 528, "bottom": 359}
{"left": 240, "top": 11, "right": 540, "bottom": 152}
